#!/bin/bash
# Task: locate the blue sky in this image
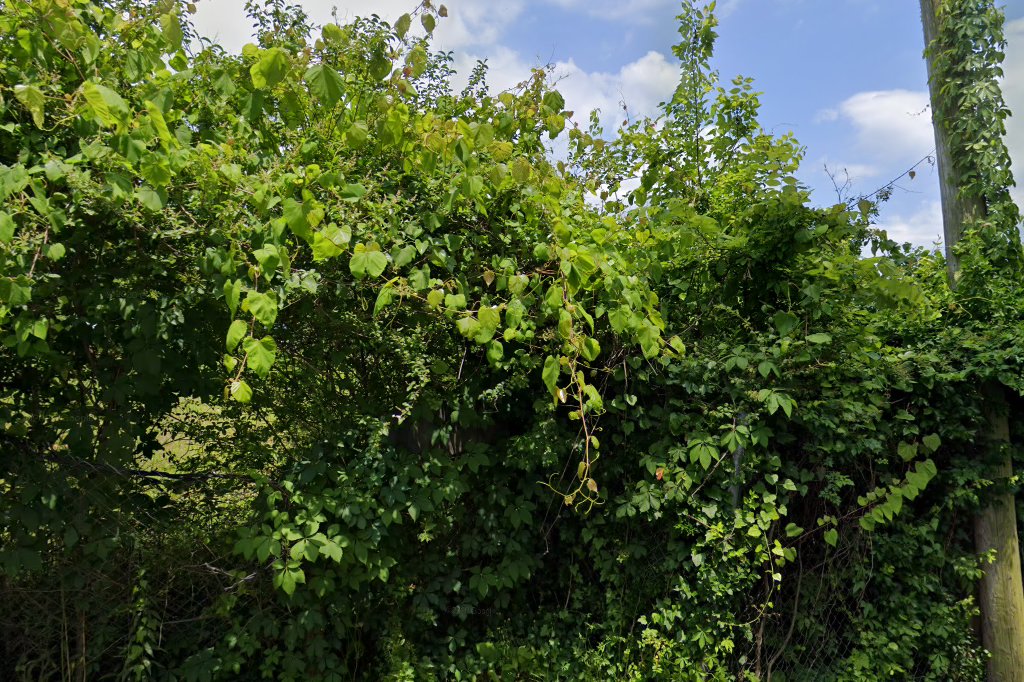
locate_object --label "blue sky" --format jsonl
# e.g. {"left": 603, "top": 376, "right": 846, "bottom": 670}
{"left": 192, "top": 0, "right": 1024, "bottom": 247}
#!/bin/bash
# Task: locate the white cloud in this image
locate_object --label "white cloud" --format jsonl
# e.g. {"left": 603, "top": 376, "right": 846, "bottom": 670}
{"left": 550, "top": 50, "right": 677, "bottom": 133}
{"left": 539, "top": 0, "right": 678, "bottom": 23}
{"left": 837, "top": 89, "right": 934, "bottom": 162}
{"left": 814, "top": 107, "right": 838, "bottom": 123}
{"left": 875, "top": 199, "right": 943, "bottom": 247}
{"left": 448, "top": 47, "right": 677, "bottom": 141}
{"left": 832, "top": 162, "right": 880, "bottom": 181}
{"left": 190, "top": 0, "right": 524, "bottom": 54}
{"left": 189, "top": 0, "right": 677, "bottom": 143}
{"left": 451, "top": 45, "right": 535, "bottom": 94}
{"left": 718, "top": 0, "right": 743, "bottom": 17}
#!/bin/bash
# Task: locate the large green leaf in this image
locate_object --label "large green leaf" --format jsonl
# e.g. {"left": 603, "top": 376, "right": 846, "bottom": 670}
{"left": 159, "top": 12, "right": 184, "bottom": 51}
{"left": 136, "top": 186, "right": 166, "bottom": 211}
{"left": 772, "top": 311, "right": 799, "bottom": 336}
{"left": 224, "top": 279, "right": 242, "bottom": 315}
{"left": 304, "top": 64, "right": 345, "bottom": 107}
{"left": 82, "top": 81, "right": 129, "bottom": 127}
{"left": 542, "top": 355, "right": 560, "bottom": 398}
{"left": 311, "top": 224, "right": 351, "bottom": 261}
{"left": 14, "top": 84, "right": 45, "bottom": 129}
{"left": 394, "top": 13, "right": 412, "bottom": 38}
{"left": 350, "top": 246, "right": 387, "bottom": 279}
{"left": 245, "top": 291, "right": 278, "bottom": 327}
{"left": 0, "top": 212, "right": 14, "bottom": 243}
{"left": 475, "top": 306, "right": 500, "bottom": 343}
{"left": 229, "top": 380, "right": 252, "bottom": 403}
{"left": 0, "top": 276, "right": 31, "bottom": 306}
{"left": 243, "top": 336, "right": 277, "bottom": 379}
{"left": 226, "top": 319, "right": 247, "bottom": 352}
{"left": 250, "top": 48, "right": 289, "bottom": 89}
{"left": 253, "top": 244, "right": 281, "bottom": 277}
{"left": 283, "top": 198, "right": 315, "bottom": 242}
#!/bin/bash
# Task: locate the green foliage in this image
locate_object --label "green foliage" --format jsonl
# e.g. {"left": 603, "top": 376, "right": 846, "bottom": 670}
{"left": 928, "top": 0, "right": 1023, "bottom": 291}
{"left": 0, "top": 0, "right": 1016, "bottom": 680}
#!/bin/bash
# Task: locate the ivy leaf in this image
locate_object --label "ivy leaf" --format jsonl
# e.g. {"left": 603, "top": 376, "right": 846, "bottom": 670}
{"left": 408, "top": 267, "right": 429, "bottom": 291}
{"left": 557, "top": 308, "right": 572, "bottom": 339}
{"left": 242, "top": 336, "right": 277, "bottom": 379}
{"left": 543, "top": 91, "right": 565, "bottom": 112}
{"left": 160, "top": 12, "right": 184, "bottom": 51}
{"left": 304, "top": 64, "right": 345, "bottom": 108}
{"left": 146, "top": 101, "right": 174, "bottom": 148}
{"left": 806, "top": 333, "right": 832, "bottom": 345}
{"left": 368, "top": 48, "right": 392, "bottom": 80}
{"left": 922, "top": 433, "right": 941, "bottom": 452}
{"left": 226, "top": 319, "right": 247, "bottom": 352}
{"left": 393, "top": 244, "right": 416, "bottom": 269}
{"left": 14, "top": 85, "right": 45, "bottom": 129}
{"left": 251, "top": 47, "right": 289, "bottom": 89}
{"left": 542, "top": 355, "right": 560, "bottom": 398}
{"left": 46, "top": 243, "right": 65, "bottom": 261}
{"left": 139, "top": 155, "right": 171, "bottom": 187}
{"left": 824, "top": 529, "right": 838, "bottom": 547}
{"left": 510, "top": 157, "right": 532, "bottom": 183}
{"left": 505, "top": 298, "right": 525, "bottom": 329}
{"left": 460, "top": 174, "right": 484, "bottom": 199}
{"left": 608, "top": 306, "right": 630, "bottom": 334}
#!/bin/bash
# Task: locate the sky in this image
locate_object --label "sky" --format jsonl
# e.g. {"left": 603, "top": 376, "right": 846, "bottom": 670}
{"left": 191, "top": 0, "right": 1024, "bottom": 248}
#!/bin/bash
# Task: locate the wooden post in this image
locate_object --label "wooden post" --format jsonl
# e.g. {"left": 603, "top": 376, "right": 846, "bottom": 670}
{"left": 920, "top": 2, "right": 1024, "bottom": 679}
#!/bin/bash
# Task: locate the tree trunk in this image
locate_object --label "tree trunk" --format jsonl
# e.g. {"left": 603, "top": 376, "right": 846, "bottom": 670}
{"left": 920, "top": 0, "right": 982, "bottom": 283}
{"left": 974, "top": 383, "right": 1024, "bottom": 682}
{"left": 920, "top": 2, "right": 1024, "bottom": 679}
